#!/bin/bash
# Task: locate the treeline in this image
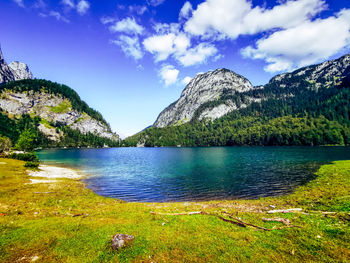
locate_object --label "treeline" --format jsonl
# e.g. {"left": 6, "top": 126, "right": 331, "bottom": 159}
{"left": 0, "top": 79, "right": 109, "bottom": 127}
{"left": 123, "top": 116, "right": 349, "bottom": 147}
{"left": 0, "top": 112, "right": 119, "bottom": 150}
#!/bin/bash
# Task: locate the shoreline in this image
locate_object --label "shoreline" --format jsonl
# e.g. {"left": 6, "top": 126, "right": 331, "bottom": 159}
{"left": 27, "top": 163, "right": 87, "bottom": 184}
{"left": 0, "top": 157, "right": 349, "bottom": 262}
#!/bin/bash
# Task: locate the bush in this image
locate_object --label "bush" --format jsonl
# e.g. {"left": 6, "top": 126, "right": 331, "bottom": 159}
{"left": 24, "top": 161, "right": 39, "bottom": 168}
{"left": 0, "top": 136, "right": 12, "bottom": 153}
{"left": 15, "top": 129, "right": 37, "bottom": 152}
{"left": 7, "top": 152, "right": 39, "bottom": 162}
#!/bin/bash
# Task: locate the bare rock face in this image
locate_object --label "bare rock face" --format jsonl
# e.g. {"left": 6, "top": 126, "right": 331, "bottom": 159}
{"left": 8, "top": 61, "right": 33, "bottom": 80}
{"left": 111, "top": 234, "right": 134, "bottom": 250}
{"left": 269, "top": 53, "right": 350, "bottom": 90}
{"left": 153, "top": 69, "right": 253, "bottom": 127}
{"left": 0, "top": 90, "right": 119, "bottom": 141}
{"left": 0, "top": 49, "right": 15, "bottom": 83}
{"left": 0, "top": 48, "right": 33, "bottom": 84}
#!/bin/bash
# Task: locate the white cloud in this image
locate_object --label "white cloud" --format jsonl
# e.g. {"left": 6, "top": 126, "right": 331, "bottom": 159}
{"left": 242, "top": 9, "right": 350, "bottom": 72}
{"left": 77, "top": 0, "right": 90, "bottom": 15}
{"left": 129, "top": 5, "right": 148, "bottom": 15}
{"left": 176, "top": 43, "right": 218, "bottom": 67}
{"left": 61, "top": 0, "right": 74, "bottom": 8}
{"left": 12, "top": 0, "right": 25, "bottom": 7}
{"left": 185, "top": 0, "right": 327, "bottom": 39}
{"left": 40, "top": 11, "right": 70, "bottom": 23}
{"left": 100, "top": 16, "right": 115, "bottom": 25}
{"left": 111, "top": 36, "right": 143, "bottom": 60}
{"left": 148, "top": 0, "right": 165, "bottom": 7}
{"left": 110, "top": 17, "right": 144, "bottom": 35}
{"left": 143, "top": 33, "right": 190, "bottom": 61}
{"left": 179, "top": 2, "right": 193, "bottom": 20}
{"left": 153, "top": 23, "right": 180, "bottom": 34}
{"left": 182, "top": 76, "right": 192, "bottom": 85}
{"left": 159, "top": 65, "right": 179, "bottom": 86}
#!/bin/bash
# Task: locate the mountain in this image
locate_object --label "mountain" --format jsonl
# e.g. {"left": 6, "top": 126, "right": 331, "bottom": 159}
{"left": 124, "top": 54, "right": 350, "bottom": 147}
{"left": 154, "top": 69, "right": 254, "bottom": 127}
{"left": 0, "top": 48, "right": 120, "bottom": 148}
{"left": 0, "top": 79, "right": 120, "bottom": 148}
{"left": 0, "top": 48, "right": 33, "bottom": 83}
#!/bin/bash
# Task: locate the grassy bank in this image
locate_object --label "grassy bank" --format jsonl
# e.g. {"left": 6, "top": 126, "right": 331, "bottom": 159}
{"left": 0, "top": 159, "right": 349, "bottom": 262}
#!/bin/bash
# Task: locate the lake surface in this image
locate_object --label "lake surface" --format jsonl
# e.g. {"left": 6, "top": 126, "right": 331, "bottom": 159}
{"left": 37, "top": 147, "right": 350, "bottom": 202}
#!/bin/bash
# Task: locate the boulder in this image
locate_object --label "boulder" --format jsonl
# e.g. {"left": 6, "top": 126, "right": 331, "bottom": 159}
{"left": 111, "top": 234, "right": 134, "bottom": 250}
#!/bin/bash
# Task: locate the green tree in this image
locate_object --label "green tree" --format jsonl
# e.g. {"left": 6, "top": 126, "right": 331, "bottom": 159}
{"left": 15, "top": 129, "right": 37, "bottom": 152}
{"left": 0, "top": 136, "right": 12, "bottom": 153}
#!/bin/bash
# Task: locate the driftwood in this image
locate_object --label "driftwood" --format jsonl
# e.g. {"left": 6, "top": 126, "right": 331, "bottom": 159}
{"left": 267, "top": 208, "right": 303, "bottom": 214}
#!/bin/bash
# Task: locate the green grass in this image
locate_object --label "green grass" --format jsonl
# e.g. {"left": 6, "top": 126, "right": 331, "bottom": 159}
{"left": 40, "top": 119, "right": 54, "bottom": 129}
{"left": 0, "top": 159, "right": 349, "bottom": 262}
{"left": 50, "top": 100, "right": 72, "bottom": 114}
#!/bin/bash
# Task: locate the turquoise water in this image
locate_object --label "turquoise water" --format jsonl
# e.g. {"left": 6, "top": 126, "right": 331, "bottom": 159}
{"left": 37, "top": 147, "right": 350, "bottom": 202}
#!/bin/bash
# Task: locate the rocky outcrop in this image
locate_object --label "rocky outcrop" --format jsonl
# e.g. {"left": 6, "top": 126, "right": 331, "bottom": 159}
{"left": 154, "top": 69, "right": 254, "bottom": 127}
{"left": 269, "top": 53, "right": 350, "bottom": 90}
{"left": 8, "top": 61, "right": 33, "bottom": 80}
{"left": 0, "top": 48, "right": 33, "bottom": 84}
{"left": 154, "top": 54, "right": 350, "bottom": 128}
{"left": 0, "top": 90, "right": 119, "bottom": 141}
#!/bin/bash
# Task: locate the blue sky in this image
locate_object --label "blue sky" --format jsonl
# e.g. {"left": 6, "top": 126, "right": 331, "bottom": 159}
{"left": 1, "top": 0, "right": 350, "bottom": 137}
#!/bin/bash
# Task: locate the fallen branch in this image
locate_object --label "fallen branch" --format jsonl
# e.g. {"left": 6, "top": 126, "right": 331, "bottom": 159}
{"left": 151, "top": 211, "right": 271, "bottom": 231}
{"left": 267, "top": 208, "right": 303, "bottom": 214}
{"left": 223, "top": 212, "right": 271, "bottom": 231}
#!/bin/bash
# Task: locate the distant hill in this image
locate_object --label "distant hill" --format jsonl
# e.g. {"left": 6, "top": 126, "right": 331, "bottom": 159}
{"left": 124, "top": 54, "right": 350, "bottom": 147}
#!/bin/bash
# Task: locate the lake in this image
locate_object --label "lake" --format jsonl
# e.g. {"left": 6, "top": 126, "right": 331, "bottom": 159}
{"left": 37, "top": 147, "right": 350, "bottom": 202}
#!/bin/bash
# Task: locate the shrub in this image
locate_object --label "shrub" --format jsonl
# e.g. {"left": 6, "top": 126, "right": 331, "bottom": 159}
{"left": 7, "top": 152, "right": 39, "bottom": 162}
{"left": 0, "top": 136, "right": 12, "bottom": 153}
{"left": 24, "top": 161, "right": 39, "bottom": 168}
{"left": 15, "top": 129, "right": 37, "bottom": 152}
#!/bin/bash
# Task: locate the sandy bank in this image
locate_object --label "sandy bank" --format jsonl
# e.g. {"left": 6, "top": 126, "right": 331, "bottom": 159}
{"left": 28, "top": 165, "right": 85, "bottom": 183}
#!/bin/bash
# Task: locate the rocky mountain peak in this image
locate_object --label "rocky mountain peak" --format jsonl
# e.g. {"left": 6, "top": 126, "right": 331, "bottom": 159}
{"left": 153, "top": 68, "right": 254, "bottom": 128}
{"left": 0, "top": 47, "right": 4, "bottom": 63}
{"left": 8, "top": 61, "right": 33, "bottom": 80}
{"left": 269, "top": 54, "right": 350, "bottom": 89}
{"left": 0, "top": 48, "right": 33, "bottom": 84}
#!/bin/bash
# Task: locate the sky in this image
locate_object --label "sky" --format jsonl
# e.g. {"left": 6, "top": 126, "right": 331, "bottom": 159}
{"left": 1, "top": 0, "right": 350, "bottom": 137}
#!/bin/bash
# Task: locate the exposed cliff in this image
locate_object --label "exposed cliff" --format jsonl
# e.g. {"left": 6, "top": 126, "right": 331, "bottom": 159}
{"left": 154, "top": 69, "right": 254, "bottom": 127}
{"left": 0, "top": 48, "right": 33, "bottom": 83}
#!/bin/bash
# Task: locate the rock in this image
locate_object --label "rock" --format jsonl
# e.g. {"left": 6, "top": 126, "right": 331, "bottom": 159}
{"left": 154, "top": 69, "right": 254, "bottom": 127}
{"left": 0, "top": 90, "right": 119, "bottom": 141}
{"left": 111, "top": 234, "right": 134, "bottom": 250}
{"left": 0, "top": 47, "right": 33, "bottom": 84}
{"left": 8, "top": 61, "right": 33, "bottom": 80}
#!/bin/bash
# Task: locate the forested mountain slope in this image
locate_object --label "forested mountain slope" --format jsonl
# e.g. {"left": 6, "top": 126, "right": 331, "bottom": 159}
{"left": 0, "top": 79, "right": 120, "bottom": 149}
{"left": 124, "top": 54, "right": 350, "bottom": 147}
